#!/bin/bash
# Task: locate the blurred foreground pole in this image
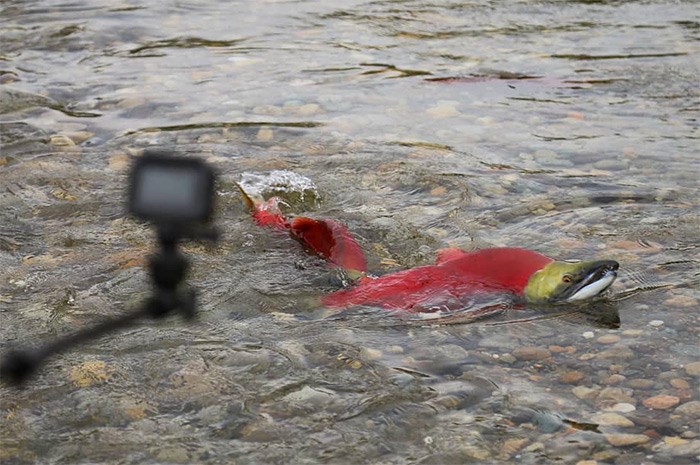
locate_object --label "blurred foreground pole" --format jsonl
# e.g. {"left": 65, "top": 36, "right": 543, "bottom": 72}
{"left": 1, "top": 151, "right": 218, "bottom": 386}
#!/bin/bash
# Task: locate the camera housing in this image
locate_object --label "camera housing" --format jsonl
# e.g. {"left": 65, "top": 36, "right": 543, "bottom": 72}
{"left": 128, "top": 152, "right": 215, "bottom": 225}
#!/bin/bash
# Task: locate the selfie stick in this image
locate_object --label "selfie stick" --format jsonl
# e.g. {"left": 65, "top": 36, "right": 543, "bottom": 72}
{"left": 0, "top": 226, "right": 201, "bottom": 386}
{"left": 1, "top": 153, "right": 217, "bottom": 386}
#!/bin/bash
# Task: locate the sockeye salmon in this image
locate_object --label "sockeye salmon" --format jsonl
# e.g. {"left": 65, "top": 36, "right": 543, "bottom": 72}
{"left": 238, "top": 185, "right": 619, "bottom": 311}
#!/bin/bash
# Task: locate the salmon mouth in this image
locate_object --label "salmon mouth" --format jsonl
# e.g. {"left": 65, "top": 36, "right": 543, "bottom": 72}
{"left": 554, "top": 260, "right": 619, "bottom": 302}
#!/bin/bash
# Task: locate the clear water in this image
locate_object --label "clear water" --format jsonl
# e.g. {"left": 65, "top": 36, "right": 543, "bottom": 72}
{"left": 1, "top": 1, "right": 698, "bottom": 464}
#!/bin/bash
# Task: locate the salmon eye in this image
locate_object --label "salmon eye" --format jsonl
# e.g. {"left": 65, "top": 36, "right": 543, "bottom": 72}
{"left": 562, "top": 274, "right": 573, "bottom": 284}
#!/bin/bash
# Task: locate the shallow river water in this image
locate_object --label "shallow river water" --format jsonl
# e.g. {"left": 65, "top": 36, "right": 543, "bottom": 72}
{"left": 1, "top": 1, "right": 699, "bottom": 464}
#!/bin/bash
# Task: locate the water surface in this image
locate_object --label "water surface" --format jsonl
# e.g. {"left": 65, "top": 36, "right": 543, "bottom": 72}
{"left": 1, "top": 1, "right": 699, "bottom": 464}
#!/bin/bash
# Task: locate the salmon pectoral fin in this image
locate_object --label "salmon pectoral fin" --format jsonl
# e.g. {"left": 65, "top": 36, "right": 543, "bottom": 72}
{"left": 290, "top": 217, "right": 368, "bottom": 273}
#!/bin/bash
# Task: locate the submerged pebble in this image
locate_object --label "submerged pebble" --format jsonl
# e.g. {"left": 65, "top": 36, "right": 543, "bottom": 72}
{"left": 663, "top": 436, "right": 689, "bottom": 446}
{"left": 591, "top": 412, "right": 634, "bottom": 427}
{"left": 572, "top": 386, "right": 598, "bottom": 400}
{"left": 683, "top": 362, "right": 700, "bottom": 377}
{"left": 49, "top": 134, "right": 76, "bottom": 146}
{"left": 512, "top": 346, "right": 551, "bottom": 361}
{"left": 674, "top": 400, "right": 700, "bottom": 418}
{"left": 643, "top": 395, "right": 680, "bottom": 410}
{"left": 606, "top": 403, "right": 636, "bottom": 413}
{"left": 601, "top": 374, "right": 625, "bottom": 385}
{"left": 597, "top": 387, "right": 635, "bottom": 407}
{"left": 597, "top": 346, "right": 635, "bottom": 360}
{"left": 596, "top": 334, "right": 620, "bottom": 344}
{"left": 669, "top": 378, "right": 690, "bottom": 389}
{"left": 604, "top": 433, "right": 650, "bottom": 447}
{"left": 626, "top": 378, "right": 655, "bottom": 389}
{"left": 656, "top": 439, "right": 700, "bottom": 459}
{"left": 558, "top": 370, "right": 585, "bottom": 384}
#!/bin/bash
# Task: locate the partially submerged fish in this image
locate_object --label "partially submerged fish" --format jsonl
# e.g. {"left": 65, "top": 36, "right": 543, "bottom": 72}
{"left": 238, "top": 184, "right": 618, "bottom": 312}
{"left": 322, "top": 247, "right": 618, "bottom": 311}
{"left": 238, "top": 187, "right": 367, "bottom": 273}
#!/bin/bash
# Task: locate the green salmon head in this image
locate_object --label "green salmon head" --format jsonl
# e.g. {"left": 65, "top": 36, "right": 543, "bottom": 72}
{"left": 524, "top": 259, "right": 619, "bottom": 304}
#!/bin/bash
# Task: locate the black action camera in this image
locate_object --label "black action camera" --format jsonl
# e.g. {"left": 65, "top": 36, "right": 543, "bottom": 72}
{"left": 128, "top": 152, "right": 215, "bottom": 225}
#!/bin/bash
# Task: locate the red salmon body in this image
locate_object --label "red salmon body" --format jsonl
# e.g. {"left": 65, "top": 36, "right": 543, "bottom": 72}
{"left": 290, "top": 217, "right": 367, "bottom": 272}
{"left": 247, "top": 195, "right": 368, "bottom": 273}
{"left": 321, "top": 247, "right": 553, "bottom": 311}
{"left": 250, "top": 197, "right": 289, "bottom": 230}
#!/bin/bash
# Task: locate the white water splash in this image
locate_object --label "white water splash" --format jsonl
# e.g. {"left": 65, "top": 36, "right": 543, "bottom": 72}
{"left": 238, "top": 170, "right": 319, "bottom": 204}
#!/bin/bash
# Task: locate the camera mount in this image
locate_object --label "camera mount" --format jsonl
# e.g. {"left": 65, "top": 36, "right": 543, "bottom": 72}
{"left": 1, "top": 152, "right": 218, "bottom": 386}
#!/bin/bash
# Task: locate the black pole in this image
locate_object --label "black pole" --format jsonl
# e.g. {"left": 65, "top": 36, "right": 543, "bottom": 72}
{"left": 1, "top": 227, "right": 199, "bottom": 387}
{"left": 0, "top": 304, "right": 152, "bottom": 386}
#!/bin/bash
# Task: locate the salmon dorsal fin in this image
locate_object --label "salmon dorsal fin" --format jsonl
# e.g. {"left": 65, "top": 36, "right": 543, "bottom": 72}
{"left": 435, "top": 247, "right": 468, "bottom": 264}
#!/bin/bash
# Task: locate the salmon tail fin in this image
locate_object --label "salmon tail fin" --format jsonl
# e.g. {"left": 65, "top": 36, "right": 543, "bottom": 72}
{"left": 235, "top": 182, "right": 289, "bottom": 230}
{"left": 235, "top": 182, "right": 257, "bottom": 211}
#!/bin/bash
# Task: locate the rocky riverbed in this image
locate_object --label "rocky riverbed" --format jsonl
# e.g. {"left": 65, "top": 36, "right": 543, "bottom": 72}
{"left": 1, "top": 0, "right": 698, "bottom": 464}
